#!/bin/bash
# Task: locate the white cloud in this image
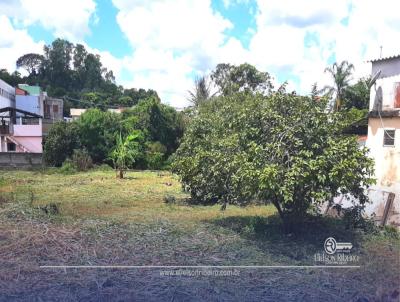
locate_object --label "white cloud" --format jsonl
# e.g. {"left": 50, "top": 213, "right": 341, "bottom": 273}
{"left": 0, "top": 0, "right": 97, "bottom": 41}
{"left": 0, "top": 15, "right": 44, "bottom": 73}
{"left": 248, "top": 0, "right": 400, "bottom": 94}
{"left": 255, "top": 0, "right": 349, "bottom": 28}
{"left": 111, "top": 0, "right": 239, "bottom": 107}
{"left": 2, "top": 0, "right": 400, "bottom": 108}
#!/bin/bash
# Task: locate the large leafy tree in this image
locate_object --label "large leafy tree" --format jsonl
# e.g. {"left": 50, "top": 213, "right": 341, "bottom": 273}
{"left": 124, "top": 97, "right": 184, "bottom": 155}
{"left": 324, "top": 61, "right": 354, "bottom": 111}
{"left": 16, "top": 53, "right": 44, "bottom": 76}
{"left": 211, "top": 63, "right": 273, "bottom": 96}
{"left": 42, "top": 39, "right": 74, "bottom": 91}
{"left": 75, "top": 109, "right": 123, "bottom": 163}
{"left": 173, "top": 91, "right": 375, "bottom": 229}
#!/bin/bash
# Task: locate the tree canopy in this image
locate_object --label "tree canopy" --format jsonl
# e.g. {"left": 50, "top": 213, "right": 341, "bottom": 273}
{"left": 0, "top": 38, "right": 159, "bottom": 114}
{"left": 211, "top": 63, "right": 273, "bottom": 96}
{"left": 173, "top": 90, "right": 375, "bottom": 228}
{"left": 43, "top": 97, "right": 184, "bottom": 169}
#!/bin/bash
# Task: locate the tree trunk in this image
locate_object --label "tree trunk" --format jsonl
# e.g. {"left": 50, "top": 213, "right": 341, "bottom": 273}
{"left": 117, "top": 169, "right": 124, "bottom": 179}
{"left": 271, "top": 199, "right": 284, "bottom": 221}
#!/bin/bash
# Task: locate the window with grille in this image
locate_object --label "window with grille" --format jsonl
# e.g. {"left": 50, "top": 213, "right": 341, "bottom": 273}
{"left": 44, "top": 104, "right": 51, "bottom": 118}
{"left": 383, "top": 129, "right": 395, "bottom": 146}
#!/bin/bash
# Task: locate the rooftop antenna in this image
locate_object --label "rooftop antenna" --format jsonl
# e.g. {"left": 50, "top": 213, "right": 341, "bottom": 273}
{"left": 380, "top": 46, "right": 383, "bottom": 58}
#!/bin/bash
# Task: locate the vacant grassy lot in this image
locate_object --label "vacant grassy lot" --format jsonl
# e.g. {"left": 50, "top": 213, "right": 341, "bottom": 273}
{"left": 0, "top": 169, "right": 399, "bottom": 301}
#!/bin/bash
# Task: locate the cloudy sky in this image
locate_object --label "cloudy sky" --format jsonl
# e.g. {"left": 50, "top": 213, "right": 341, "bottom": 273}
{"left": 0, "top": 0, "right": 399, "bottom": 107}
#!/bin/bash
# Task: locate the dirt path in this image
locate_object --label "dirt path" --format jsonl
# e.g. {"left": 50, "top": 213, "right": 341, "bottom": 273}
{"left": 0, "top": 220, "right": 399, "bottom": 302}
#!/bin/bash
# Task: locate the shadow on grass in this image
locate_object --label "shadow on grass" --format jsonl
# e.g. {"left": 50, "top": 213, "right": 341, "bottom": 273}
{"left": 209, "top": 214, "right": 365, "bottom": 263}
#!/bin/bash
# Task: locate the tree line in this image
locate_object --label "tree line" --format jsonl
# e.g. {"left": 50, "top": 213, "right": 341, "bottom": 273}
{"left": 0, "top": 38, "right": 158, "bottom": 115}
{"left": 44, "top": 96, "right": 184, "bottom": 171}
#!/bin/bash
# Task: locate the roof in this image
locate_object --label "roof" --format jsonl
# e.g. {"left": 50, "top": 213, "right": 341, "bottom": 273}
{"left": 368, "top": 54, "right": 400, "bottom": 63}
{"left": 17, "top": 84, "right": 41, "bottom": 96}
{"left": 70, "top": 108, "right": 87, "bottom": 116}
{"left": 0, "top": 107, "right": 42, "bottom": 118}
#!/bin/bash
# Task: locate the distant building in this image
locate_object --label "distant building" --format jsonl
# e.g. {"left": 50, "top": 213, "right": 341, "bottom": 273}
{"left": 70, "top": 108, "right": 87, "bottom": 120}
{"left": 0, "top": 79, "right": 16, "bottom": 109}
{"left": 366, "top": 54, "right": 400, "bottom": 227}
{"left": 0, "top": 82, "right": 63, "bottom": 153}
{"left": 69, "top": 107, "right": 127, "bottom": 121}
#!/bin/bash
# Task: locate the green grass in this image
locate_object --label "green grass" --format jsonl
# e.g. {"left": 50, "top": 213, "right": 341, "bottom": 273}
{"left": 0, "top": 169, "right": 399, "bottom": 301}
{"left": 1, "top": 169, "right": 275, "bottom": 224}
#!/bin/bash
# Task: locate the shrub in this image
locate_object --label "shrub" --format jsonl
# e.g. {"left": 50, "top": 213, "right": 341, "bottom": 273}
{"left": 94, "top": 163, "right": 113, "bottom": 171}
{"left": 71, "top": 149, "right": 93, "bottom": 171}
{"left": 76, "top": 109, "right": 123, "bottom": 163}
{"left": 43, "top": 121, "right": 80, "bottom": 167}
{"left": 145, "top": 141, "right": 167, "bottom": 170}
{"left": 59, "top": 160, "right": 77, "bottom": 174}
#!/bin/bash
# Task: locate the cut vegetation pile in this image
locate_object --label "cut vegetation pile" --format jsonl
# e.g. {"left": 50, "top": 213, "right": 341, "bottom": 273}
{"left": 0, "top": 170, "right": 399, "bottom": 301}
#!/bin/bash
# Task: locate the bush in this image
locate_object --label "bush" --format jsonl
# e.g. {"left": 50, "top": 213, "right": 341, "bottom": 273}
{"left": 382, "top": 225, "right": 399, "bottom": 239}
{"left": 145, "top": 142, "right": 167, "bottom": 170}
{"left": 59, "top": 160, "right": 77, "bottom": 174}
{"left": 94, "top": 163, "right": 113, "bottom": 171}
{"left": 71, "top": 149, "right": 93, "bottom": 171}
{"left": 76, "top": 109, "right": 123, "bottom": 163}
{"left": 43, "top": 121, "right": 80, "bottom": 167}
{"left": 145, "top": 152, "right": 164, "bottom": 170}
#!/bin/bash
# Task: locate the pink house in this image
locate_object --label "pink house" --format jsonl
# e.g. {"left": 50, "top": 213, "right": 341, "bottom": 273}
{"left": 0, "top": 80, "right": 63, "bottom": 154}
{"left": 0, "top": 107, "right": 43, "bottom": 153}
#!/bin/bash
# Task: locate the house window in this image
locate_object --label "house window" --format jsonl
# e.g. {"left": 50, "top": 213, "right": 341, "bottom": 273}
{"left": 395, "top": 82, "right": 400, "bottom": 108}
{"left": 383, "top": 129, "right": 395, "bottom": 146}
{"left": 44, "top": 104, "right": 51, "bottom": 118}
{"left": 53, "top": 105, "right": 59, "bottom": 113}
{"left": 7, "top": 142, "right": 16, "bottom": 152}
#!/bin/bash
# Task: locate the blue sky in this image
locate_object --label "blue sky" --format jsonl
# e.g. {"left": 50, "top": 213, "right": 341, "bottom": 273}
{"left": 0, "top": 0, "right": 399, "bottom": 107}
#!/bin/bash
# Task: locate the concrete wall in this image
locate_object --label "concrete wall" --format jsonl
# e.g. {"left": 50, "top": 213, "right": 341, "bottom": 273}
{"left": 366, "top": 113, "right": 400, "bottom": 227}
{"left": 0, "top": 152, "right": 42, "bottom": 169}
{"left": 13, "top": 124, "right": 42, "bottom": 136}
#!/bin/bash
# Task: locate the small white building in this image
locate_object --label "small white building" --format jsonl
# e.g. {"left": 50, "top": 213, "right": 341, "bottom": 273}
{"left": 70, "top": 108, "right": 87, "bottom": 120}
{"left": 366, "top": 54, "right": 400, "bottom": 227}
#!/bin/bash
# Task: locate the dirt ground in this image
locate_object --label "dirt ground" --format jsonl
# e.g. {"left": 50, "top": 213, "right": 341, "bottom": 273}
{"left": 0, "top": 170, "right": 399, "bottom": 301}
{"left": 0, "top": 219, "right": 399, "bottom": 302}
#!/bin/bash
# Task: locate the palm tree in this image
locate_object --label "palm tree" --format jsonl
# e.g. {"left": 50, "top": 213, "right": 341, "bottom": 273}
{"left": 324, "top": 61, "right": 354, "bottom": 111}
{"left": 187, "top": 76, "right": 213, "bottom": 107}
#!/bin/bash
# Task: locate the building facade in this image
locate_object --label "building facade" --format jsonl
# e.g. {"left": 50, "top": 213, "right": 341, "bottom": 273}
{"left": 0, "top": 82, "right": 63, "bottom": 153}
{"left": 0, "top": 79, "right": 15, "bottom": 109}
{"left": 366, "top": 55, "right": 400, "bottom": 227}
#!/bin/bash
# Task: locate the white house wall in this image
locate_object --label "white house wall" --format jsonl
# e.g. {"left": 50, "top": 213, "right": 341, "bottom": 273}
{"left": 0, "top": 79, "right": 15, "bottom": 109}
